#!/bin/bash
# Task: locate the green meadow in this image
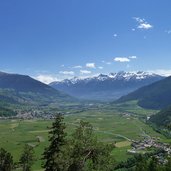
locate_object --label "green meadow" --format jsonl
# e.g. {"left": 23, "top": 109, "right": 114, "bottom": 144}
{"left": 0, "top": 107, "right": 169, "bottom": 170}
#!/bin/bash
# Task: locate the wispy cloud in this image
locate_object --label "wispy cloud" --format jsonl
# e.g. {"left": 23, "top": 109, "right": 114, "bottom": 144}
{"left": 80, "top": 70, "right": 92, "bottom": 74}
{"left": 113, "top": 33, "right": 118, "bottom": 37}
{"left": 102, "top": 61, "right": 111, "bottom": 65}
{"left": 129, "top": 56, "right": 137, "bottom": 59}
{"left": 35, "top": 75, "right": 58, "bottom": 84}
{"left": 59, "top": 71, "right": 75, "bottom": 75}
{"left": 86, "top": 63, "right": 96, "bottom": 68}
{"left": 98, "top": 66, "right": 103, "bottom": 69}
{"left": 114, "top": 57, "right": 130, "bottom": 62}
{"left": 72, "top": 65, "right": 82, "bottom": 69}
{"left": 133, "top": 17, "right": 153, "bottom": 30}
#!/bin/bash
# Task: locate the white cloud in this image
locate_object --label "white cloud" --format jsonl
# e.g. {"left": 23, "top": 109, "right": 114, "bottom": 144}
{"left": 148, "top": 69, "right": 171, "bottom": 77}
{"left": 129, "top": 56, "right": 137, "bottom": 59}
{"left": 60, "top": 64, "right": 65, "bottom": 67}
{"left": 138, "top": 23, "right": 153, "bottom": 30}
{"left": 59, "top": 71, "right": 75, "bottom": 75}
{"left": 133, "top": 17, "right": 153, "bottom": 30}
{"left": 113, "top": 34, "right": 118, "bottom": 37}
{"left": 86, "top": 63, "right": 96, "bottom": 68}
{"left": 134, "top": 17, "right": 145, "bottom": 23}
{"left": 72, "top": 65, "right": 82, "bottom": 69}
{"left": 80, "top": 70, "right": 92, "bottom": 74}
{"left": 98, "top": 66, "right": 103, "bottom": 69}
{"left": 114, "top": 57, "right": 130, "bottom": 62}
{"left": 35, "top": 75, "right": 59, "bottom": 84}
{"left": 132, "top": 28, "right": 135, "bottom": 31}
{"left": 102, "top": 61, "right": 111, "bottom": 65}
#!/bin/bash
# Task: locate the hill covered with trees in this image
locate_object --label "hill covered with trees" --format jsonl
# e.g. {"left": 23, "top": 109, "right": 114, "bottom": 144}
{"left": 116, "top": 76, "right": 171, "bottom": 110}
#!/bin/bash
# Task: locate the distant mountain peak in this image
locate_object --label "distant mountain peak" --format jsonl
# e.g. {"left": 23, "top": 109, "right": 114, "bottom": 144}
{"left": 50, "top": 71, "right": 164, "bottom": 101}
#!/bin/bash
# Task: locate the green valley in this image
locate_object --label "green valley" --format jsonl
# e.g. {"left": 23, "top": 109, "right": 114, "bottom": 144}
{"left": 0, "top": 105, "right": 169, "bottom": 170}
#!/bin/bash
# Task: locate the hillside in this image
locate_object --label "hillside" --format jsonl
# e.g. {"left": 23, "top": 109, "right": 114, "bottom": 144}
{"left": 50, "top": 71, "right": 164, "bottom": 101}
{"left": 0, "top": 72, "right": 76, "bottom": 116}
{"left": 149, "top": 106, "right": 171, "bottom": 128}
{"left": 116, "top": 76, "right": 171, "bottom": 109}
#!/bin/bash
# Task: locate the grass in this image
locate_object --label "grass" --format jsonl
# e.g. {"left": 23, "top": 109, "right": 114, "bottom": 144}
{"left": 115, "top": 141, "right": 131, "bottom": 148}
{"left": 0, "top": 106, "right": 169, "bottom": 170}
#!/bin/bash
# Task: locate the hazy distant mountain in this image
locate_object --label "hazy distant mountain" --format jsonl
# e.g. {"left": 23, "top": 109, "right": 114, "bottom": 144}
{"left": 0, "top": 71, "right": 75, "bottom": 108}
{"left": 50, "top": 71, "right": 164, "bottom": 101}
{"left": 116, "top": 76, "right": 171, "bottom": 109}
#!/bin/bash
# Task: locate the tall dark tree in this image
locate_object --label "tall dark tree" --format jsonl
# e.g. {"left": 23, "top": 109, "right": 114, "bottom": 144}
{"left": 42, "top": 113, "right": 67, "bottom": 171}
{"left": 0, "top": 148, "right": 13, "bottom": 171}
{"left": 19, "top": 144, "right": 35, "bottom": 171}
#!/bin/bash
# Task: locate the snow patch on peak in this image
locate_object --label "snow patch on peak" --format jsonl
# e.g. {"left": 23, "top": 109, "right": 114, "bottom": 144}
{"left": 53, "top": 71, "right": 162, "bottom": 84}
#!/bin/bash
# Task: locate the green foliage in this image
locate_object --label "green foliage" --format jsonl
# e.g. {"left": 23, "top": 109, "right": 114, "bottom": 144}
{"left": 0, "top": 148, "right": 14, "bottom": 171}
{"left": 19, "top": 144, "right": 35, "bottom": 171}
{"left": 0, "top": 106, "right": 17, "bottom": 117}
{"left": 42, "top": 115, "right": 115, "bottom": 171}
{"left": 42, "top": 113, "right": 67, "bottom": 171}
{"left": 68, "top": 121, "right": 115, "bottom": 171}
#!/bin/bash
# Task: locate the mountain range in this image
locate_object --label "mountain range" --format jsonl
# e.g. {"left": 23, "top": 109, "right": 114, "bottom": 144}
{"left": 50, "top": 71, "right": 164, "bottom": 101}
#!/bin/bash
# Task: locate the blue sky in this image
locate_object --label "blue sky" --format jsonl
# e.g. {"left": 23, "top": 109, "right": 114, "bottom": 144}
{"left": 0, "top": 0, "right": 171, "bottom": 83}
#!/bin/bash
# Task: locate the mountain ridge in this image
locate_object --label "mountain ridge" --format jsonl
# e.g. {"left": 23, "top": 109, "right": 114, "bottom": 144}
{"left": 116, "top": 76, "right": 171, "bottom": 109}
{"left": 0, "top": 71, "right": 76, "bottom": 116}
{"left": 50, "top": 71, "right": 164, "bottom": 101}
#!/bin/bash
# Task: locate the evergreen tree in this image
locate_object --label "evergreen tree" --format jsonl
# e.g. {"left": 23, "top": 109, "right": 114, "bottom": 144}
{"left": 19, "top": 144, "right": 35, "bottom": 171}
{"left": 42, "top": 113, "right": 67, "bottom": 171}
{"left": 0, "top": 148, "right": 13, "bottom": 171}
{"left": 68, "top": 121, "right": 114, "bottom": 171}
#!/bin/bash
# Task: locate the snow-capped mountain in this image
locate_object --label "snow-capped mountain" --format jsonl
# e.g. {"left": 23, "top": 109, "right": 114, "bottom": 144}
{"left": 49, "top": 71, "right": 165, "bottom": 101}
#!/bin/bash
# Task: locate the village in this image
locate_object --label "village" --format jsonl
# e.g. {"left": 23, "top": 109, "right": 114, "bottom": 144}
{"left": 127, "top": 137, "right": 171, "bottom": 163}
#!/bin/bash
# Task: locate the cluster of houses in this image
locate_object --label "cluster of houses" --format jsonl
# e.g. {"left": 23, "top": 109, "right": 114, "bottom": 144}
{"left": 128, "top": 137, "right": 171, "bottom": 154}
{"left": 127, "top": 137, "right": 171, "bottom": 163}
{"left": 0, "top": 109, "right": 56, "bottom": 120}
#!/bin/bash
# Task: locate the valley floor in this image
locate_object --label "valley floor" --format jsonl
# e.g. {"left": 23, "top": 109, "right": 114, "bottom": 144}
{"left": 0, "top": 106, "right": 170, "bottom": 170}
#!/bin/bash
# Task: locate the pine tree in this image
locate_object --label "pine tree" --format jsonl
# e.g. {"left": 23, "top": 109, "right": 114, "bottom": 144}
{"left": 0, "top": 148, "right": 13, "bottom": 171}
{"left": 19, "top": 144, "right": 35, "bottom": 171}
{"left": 68, "top": 121, "right": 114, "bottom": 171}
{"left": 42, "top": 113, "right": 67, "bottom": 171}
